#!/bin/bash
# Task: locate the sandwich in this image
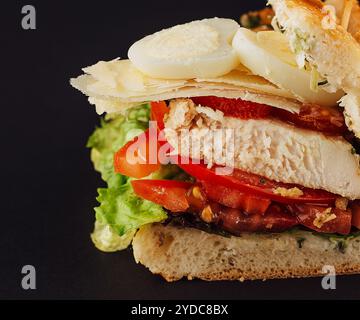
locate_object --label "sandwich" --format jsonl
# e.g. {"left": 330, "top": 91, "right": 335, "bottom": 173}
{"left": 71, "top": 0, "right": 360, "bottom": 281}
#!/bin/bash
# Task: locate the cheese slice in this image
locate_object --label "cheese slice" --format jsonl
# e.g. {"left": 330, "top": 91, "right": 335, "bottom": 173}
{"left": 71, "top": 59, "right": 303, "bottom": 115}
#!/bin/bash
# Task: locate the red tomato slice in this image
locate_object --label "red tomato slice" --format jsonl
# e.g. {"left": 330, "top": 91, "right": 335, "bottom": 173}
{"left": 131, "top": 180, "right": 192, "bottom": 212}
{"left": 177, "top": 160, "right": 336, "bottom": 205}
{"left": 191, "top": 96, "right": 346, "bottom": 135}
{"left": 199, "top": 180, "right": 271, "bottom": 215}
{"left": 150, "top": 101, "right": 169, "bottom": 131}
{"left": 351, "top": 202, "right": 360, "bottom": 229}
{"left": 218, "top": 205, "right": 298, "bottom": 234}
{"left": 289, "top": 204, "right": 352, "bottom": 235}
{"left": 114, "top": 129, "right": 161, "bottom": 179}
{"left": 191, "top": 96, "right": 272, "bottom": 119}
{"left": 273, "top": 104, "right": 346, "bottom": 136}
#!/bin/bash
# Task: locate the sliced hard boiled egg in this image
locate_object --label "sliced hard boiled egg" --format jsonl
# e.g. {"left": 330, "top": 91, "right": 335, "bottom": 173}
{"left": 128, "top": 18, "right": 240, "bottom": 79}
{"left": 232, "top": 28, "right": 344, "bottom": 107}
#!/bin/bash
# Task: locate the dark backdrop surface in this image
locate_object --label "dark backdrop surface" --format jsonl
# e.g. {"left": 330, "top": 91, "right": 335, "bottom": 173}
{"left": 1, "top": 0, "right": 360, "bottom": 299}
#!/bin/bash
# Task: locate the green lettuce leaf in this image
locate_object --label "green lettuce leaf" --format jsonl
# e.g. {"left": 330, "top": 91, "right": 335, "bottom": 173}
{"left": 91, "top": 220, "right": 136, "bottom": 252}
{"left": 94, "top": 181, "right": 167, "bottom": 236}
{"left": 87, "top": 106, "right": 149, "bottom": 188}
{"left": 87, "top": 104, "right": 169, "bottom": 252}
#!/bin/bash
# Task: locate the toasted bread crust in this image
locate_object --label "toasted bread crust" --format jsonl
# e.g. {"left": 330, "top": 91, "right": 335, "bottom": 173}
{"left": 325, "top": 0, "right": 360, "bottom": 38}
{"left": 270, "top": 0, "right": 360, "bottom": 94}
{"left": 132, "top": 224, "right": 360, "bottom": 281}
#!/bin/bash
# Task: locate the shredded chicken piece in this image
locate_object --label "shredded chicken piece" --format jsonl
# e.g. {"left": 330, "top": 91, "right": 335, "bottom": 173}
{"left": 335, "top": 197, "right": 349, "bottom": 210}
{"left": 313, "top": 208, "right": 337, "bottom": 228}
{"left": 273, "top": 187, "right": 304, "bottom": 198}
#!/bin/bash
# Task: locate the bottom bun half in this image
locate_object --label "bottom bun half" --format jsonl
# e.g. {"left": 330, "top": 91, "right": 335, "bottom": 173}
{"left": 132, "top": 223, "right": 360, "bottom": 281}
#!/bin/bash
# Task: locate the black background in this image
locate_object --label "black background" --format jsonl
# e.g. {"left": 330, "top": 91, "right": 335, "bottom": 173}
{"left": 1, "top": 0, "right": 360, "bottom": 300}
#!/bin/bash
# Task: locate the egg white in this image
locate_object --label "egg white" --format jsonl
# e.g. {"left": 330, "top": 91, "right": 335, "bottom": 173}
{"left": 232, "top": 28, "right": 344, "bottom": 107}
{"left": 128, "top": 18, "right": 240, "bottom": 79}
